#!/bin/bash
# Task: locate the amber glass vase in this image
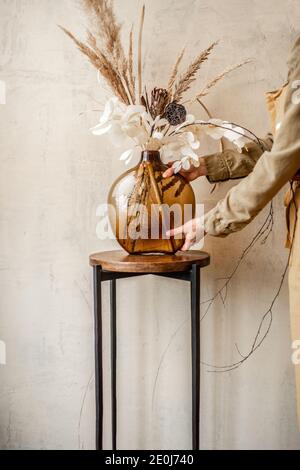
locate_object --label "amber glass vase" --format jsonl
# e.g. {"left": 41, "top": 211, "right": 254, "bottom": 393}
{"left": 108, "top": 150, "right": 195, "bottom": 254}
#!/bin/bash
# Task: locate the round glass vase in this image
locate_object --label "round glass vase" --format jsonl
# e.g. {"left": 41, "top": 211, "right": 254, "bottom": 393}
{"left": 108, "top": 150, "right": 195, "bottom": 254}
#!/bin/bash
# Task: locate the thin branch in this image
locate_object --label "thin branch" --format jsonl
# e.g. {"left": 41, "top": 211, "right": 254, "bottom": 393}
{"left": 229, "top": 121, "right": 266, "bottom": 151}
{"left": 128, "top": 25, "right": 135, "bottom": 102}
{"left": 196, "top": 99, "right": 225, "bottom": 152}
{"left": 138, "top": 4, "right": 145, "bottom": 103}
{"left": 200, "top": 203, "right": 274, "bottom": 321}
{"left": 203, "top": 260, "right": 287, "bottom": 373}
{"left": 203, "top": 183, "right": 297, "bottom": 373}
{"left": 170, "top": 120, "right": 264, "bottom": 148}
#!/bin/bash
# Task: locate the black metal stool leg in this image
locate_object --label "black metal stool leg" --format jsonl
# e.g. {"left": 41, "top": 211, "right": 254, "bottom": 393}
{"left": 191, "top": 264, "right": 200, "bottom": 450}
{"left": 93, "top": 266, "right": 103, "bottom": 450}
{"left": 110, "top": 278, "right": 117, "bottom": 450}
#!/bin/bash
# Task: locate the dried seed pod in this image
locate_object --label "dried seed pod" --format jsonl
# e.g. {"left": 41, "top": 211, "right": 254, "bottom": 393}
{"left": 164, "top": 102, "right": 187, "bottom": 126}
{"left": 150, "top": 87, "right": 169, "bottom": 118}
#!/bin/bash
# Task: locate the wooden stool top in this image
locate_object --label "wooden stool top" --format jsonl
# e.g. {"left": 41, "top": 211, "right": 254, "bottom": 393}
{"left": 89, "top": 250, "right": 210, "bottom": 273}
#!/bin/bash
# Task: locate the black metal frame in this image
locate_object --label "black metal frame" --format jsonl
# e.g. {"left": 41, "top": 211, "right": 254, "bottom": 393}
{"left": 93, "top": 264, "right": 201, "bottom": 450}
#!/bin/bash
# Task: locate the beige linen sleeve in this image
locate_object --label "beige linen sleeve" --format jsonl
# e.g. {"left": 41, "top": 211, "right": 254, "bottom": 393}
{"left": 204, "top": 135, "right": 273, "bottom": 183}
{"left": 203, "top": 37, "right": 300, "bottom": 237}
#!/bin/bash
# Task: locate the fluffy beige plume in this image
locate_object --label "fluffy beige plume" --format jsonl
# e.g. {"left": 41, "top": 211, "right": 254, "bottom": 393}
{"left": 59, "top": 26, "right": 129, "bottom": 103}
{"left": 61, "top": 0, "right": 137, "bottom": 104}
{"left": 167, "top": 48, "right": 185, "bottom": 97}
{"left": 83, "top": 0, "right": 122, "bottom": 58}
{"left": 173, "top": 41, "right": 218, "bottom": 102}
{"left": 194, "top": 59, "right": 251, "bottom": 100}
{"left": 83, "top": 0, "right": 134, "bottom": 102}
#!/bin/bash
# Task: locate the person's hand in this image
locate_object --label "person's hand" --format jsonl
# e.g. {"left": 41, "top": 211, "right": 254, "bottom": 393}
{"left": 166, "top": 217, "right": 206, "bottom": 251}
{"left": 163, "top": 157, "right": 207, "bottom": 182}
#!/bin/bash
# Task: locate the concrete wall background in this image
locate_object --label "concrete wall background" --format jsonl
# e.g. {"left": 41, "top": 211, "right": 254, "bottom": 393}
{"left": 0, "top": 0, "right": 300, "bottom": 449}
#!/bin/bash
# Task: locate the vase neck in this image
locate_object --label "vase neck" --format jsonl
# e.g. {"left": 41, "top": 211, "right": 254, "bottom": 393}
{"left": 140, "top": 150, "right": 161, "bottom": 163}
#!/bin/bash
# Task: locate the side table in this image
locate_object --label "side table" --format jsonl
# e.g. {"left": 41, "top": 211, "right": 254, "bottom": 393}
{"left": 89, "top": 250, "right": 210, "bottom": 450}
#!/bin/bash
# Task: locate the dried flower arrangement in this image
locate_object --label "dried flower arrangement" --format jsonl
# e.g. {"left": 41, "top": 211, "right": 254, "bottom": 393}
{"left": 60, "top": 0, "right": 263, "bottom": 171}
{"left": 60, "top": 1, "right": 284, "bottom": 368}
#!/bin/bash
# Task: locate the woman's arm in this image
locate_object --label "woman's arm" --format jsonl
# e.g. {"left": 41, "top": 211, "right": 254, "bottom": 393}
{"left": 204, "top": 37, "right": 300, "bottom": 237}
{"left": 167, "top": 36, "right": 300, "bottom": 250}
{"left": 204, "top": 134, "right": 273, "bottom": 183}
{"left": 163, "top": 135, "right": 273, "bottom": 182}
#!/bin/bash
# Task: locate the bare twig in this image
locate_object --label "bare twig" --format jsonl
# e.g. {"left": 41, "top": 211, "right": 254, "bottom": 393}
{"left": 196, "top": 98, "right": 225, "bottom": 153}
{"left": 203, "top": 183, "right": 297, "bottom": 373}
{"left": 128, "top": 26, "right": 135, "bottom": 102}
{"left": 170, "top": 120, "right": 265, "bottom": 148}
{"left": 200, "top": 203, "right": 274, "bottom": 321}
{"left": 138, "top": 4, "right": 145, "bottom": 103}
{"left": 203, "top": 258, "right": 288, "bottom": 373}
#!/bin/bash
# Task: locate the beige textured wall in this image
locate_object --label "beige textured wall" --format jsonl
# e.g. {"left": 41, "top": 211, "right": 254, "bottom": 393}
{"left": 0, "top": 0, "right": 300, "bottom": 450}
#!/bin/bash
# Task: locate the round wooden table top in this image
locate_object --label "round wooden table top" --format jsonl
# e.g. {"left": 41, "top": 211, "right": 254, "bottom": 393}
{"left": 89, "top": 250, "right": 210, "bottom": 273}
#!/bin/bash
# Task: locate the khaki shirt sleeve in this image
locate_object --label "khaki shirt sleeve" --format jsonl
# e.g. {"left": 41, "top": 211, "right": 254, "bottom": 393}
{"left": 204, "top": 134, "right": 273, "bottom": 183}
{"left": 204, "top": 37, "right": 300, "bottom": 237}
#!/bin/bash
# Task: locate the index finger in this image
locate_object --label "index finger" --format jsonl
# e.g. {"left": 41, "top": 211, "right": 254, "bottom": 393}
{"left": 163, "top": 167, "right": 174, "bottom": 178}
